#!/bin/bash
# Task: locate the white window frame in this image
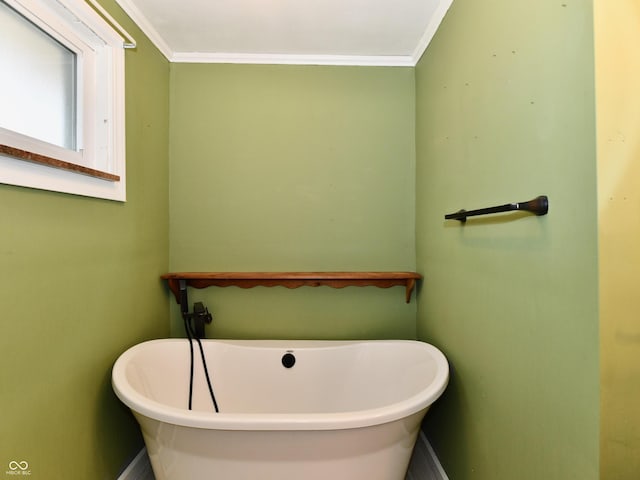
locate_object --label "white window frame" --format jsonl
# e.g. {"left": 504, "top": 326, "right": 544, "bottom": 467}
{"left": 0, "top": 0, "right": 131, "bottom": 201}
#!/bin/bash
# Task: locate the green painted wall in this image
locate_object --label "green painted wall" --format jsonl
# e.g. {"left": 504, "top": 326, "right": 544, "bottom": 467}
{"left": 169, "top": 64, "right": 417, "bottom": 340}
{"left": 415, "top": 1, "right": 599, "bottom": 479}
{"left": 0, "top": 1, "right": 170, "bottom": 477}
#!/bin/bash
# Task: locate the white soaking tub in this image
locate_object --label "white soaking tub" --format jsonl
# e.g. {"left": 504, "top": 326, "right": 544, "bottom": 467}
{"left": 112, "top": 339, "right": 448, "bottom": 480}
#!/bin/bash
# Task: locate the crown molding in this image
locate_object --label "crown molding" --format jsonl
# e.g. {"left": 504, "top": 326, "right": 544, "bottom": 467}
{"left": 114, "top": 0, "right": 173, "bottom": 60}
{"left": 411, "top": 0, "right": 454, "bottom": 64}
{"left": 170, "top": 52, "right": 416, "bottom": 67}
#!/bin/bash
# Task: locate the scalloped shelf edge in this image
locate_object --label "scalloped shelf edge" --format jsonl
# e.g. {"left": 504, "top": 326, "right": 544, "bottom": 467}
{"left": 161, "top": 272, "right": 422, "bottom": 303}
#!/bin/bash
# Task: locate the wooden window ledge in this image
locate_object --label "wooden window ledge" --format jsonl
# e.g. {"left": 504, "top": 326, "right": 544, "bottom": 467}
{"left": 161, "top": 272, "right": 422, "bottom": 303}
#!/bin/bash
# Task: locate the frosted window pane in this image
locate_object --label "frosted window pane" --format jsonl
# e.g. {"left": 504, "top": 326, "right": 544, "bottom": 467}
{"left": 0, "top": 2, "right": 77, "bottom": 150}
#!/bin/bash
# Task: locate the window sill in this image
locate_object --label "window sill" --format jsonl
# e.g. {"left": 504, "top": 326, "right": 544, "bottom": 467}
{"left": 0, "top": 144, "right": 120, "bottom": 181}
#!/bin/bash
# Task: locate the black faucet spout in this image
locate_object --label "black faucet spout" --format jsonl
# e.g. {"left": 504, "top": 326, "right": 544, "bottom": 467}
{"left": 178, "top": 280, "right": 213, "bottom": 339}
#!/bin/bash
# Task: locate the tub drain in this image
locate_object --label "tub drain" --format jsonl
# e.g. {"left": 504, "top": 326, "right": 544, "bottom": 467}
{"left": 281, "top": 352, "right": 296, "bottom": 368}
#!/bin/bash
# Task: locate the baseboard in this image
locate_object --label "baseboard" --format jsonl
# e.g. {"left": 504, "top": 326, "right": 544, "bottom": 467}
{"left": 117, "top": 448, "right": 155, "bottom": 480}
{"left": 406, "top": 431, "right": 449, "bottom": 480}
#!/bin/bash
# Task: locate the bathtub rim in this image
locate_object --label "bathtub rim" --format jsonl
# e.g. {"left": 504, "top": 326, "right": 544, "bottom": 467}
{"left": 112, "top": 338, "right": 449, "bottom": 431}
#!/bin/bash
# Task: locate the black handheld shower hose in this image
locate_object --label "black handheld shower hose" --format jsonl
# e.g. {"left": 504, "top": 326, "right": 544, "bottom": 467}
{"left": 179, "top": 281, "right": 219, "bottom": 412}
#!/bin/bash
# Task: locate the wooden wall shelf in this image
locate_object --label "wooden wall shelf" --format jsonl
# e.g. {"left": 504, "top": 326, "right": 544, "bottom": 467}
{"left": 161, "top": 272, "right": 422, "bottom": 303}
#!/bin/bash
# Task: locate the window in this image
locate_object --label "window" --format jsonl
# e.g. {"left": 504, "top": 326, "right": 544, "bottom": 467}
{"left": 0, "top": 0, "right": 133, "bottom": 201}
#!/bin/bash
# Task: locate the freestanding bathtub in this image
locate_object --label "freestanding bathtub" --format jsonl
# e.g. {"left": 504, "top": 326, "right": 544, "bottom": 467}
{"left": 112, "top": 339, "right": 448, "bottom": 480}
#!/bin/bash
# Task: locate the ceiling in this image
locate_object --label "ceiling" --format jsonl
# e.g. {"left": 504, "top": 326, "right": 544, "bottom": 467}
{"left": 113, "top": 0, "right": 453, "bottom": 66}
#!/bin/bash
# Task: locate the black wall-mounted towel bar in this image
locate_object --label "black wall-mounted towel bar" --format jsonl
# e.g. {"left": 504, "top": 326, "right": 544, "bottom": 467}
{"left": 444, "top": 195, "right": 549, "bottom": 223}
